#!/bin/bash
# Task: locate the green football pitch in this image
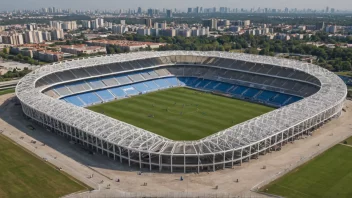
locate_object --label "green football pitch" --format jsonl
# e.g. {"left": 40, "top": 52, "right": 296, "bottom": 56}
{"left": 261, "top": 144, "right": 352, "bottom": 198}
{"left": 88, "top": 87, "right": 274, "bottom": 140}
{"left": 0, "top": 135, "right": 90, "bottom": 198}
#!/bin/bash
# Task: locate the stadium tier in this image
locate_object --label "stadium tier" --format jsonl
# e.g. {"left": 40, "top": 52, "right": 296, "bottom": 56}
{"left": 16, "top": 51, "right": 347, "bottom": 173}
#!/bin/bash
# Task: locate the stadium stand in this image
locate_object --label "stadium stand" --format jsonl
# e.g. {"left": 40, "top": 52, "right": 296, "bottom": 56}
{"left": 109, "top": 87, "right": 128, "bottom": 98}
{"left": 77, "top": 92, "right": 102, "bottom": 105}
{"left": 63, "top": 95, "right": 85, "bottom": 107}
{"left": 95, "top": 90, "right": 115, "bottom": 102}
{"left": 18, "top": 52, "right": 346, "bottom": 173}
{"left": 46, "top": 64, "right": 317, "bottom": 108}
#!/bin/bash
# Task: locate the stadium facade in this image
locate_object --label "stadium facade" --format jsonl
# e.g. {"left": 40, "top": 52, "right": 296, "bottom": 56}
{"left": 16, "top": 51, "right": 347, "bottom": 173}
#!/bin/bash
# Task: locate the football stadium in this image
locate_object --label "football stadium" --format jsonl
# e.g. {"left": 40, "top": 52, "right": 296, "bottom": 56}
{"left": 16, "top": 51, "right": 347, "bottom": 173}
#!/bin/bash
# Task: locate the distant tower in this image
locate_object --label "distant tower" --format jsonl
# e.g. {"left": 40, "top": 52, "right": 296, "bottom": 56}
{"left": 166, "top": 9, "right": 173, "bottom": 18}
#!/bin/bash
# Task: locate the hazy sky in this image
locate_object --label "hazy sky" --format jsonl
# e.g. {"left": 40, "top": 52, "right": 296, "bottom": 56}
{"left": 0, "top": 0, "right": 351, "bottom": 11}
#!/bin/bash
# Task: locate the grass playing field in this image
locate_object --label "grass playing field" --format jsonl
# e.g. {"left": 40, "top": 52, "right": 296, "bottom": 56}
{"left": 88, "top": 87, "right": 274, "bottom": 140}
{"left": 0, "top": 88, "right": 15, "bottom": 96}
{"left": 0, "top": 135, "right": 90, "bottom": 198}
{"left": 261, "top": 144, "right": 352, "bottom": 198}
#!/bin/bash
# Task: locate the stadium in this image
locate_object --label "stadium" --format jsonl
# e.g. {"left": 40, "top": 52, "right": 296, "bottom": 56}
{"left": 16, "top": 51, "right": 347, "bottom": 173}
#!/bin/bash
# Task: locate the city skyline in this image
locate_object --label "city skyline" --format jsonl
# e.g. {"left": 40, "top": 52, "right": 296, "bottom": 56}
{"left": 0, "top": 0, "right": 351, "bottom": 11}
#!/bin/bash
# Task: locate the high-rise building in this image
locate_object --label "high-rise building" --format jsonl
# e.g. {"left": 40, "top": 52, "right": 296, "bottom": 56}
{"left": 24, "top": 30, "right": 43, "bottom": 44}
{"left": 137, "top": 7, "right": 142, "bottom": 14}
{"left": 326, "top": 25, "right": 337, "bottom": 33}
{"left": 0, "top": 26, "right": 5, "bottom": 32}
{"left": 316, "top": 22, "right": 325, "bottom": 30}
{"left": 147, "top": 9, "right": 154, "bottom": 16}
{"left": 82, "top": 20, "right": 91, "bottom": 29}
{"left": 144, "top": 18, "right": 153, "bottom": 28}
{"left": 112, "top": 25, "right": 126, "bottom": 34}
{"left": 95, "top": 18, "right": 104, "bottom": 28}
{"left": 26, "top": 23, "right": 37, "bottom": 31}
{"left": 188, "top": 8, "right": 193, "bottom": 13}
{"left": 24, "top": 31, "right": 34, "bottom": 44}
{"left": 137, "top": 28, "right": 151, "bottom": 36}
{"left": 34, "top": 31, "right": 43, "bottom": 43}
{"left": 62, "top": 21, "right": 77, "bottom": 30}
{"left": 91, "top": 20, "right": 97, "bottom": 29}
{"left": 166, "top": 9, "right": 173, "bottom": 18}
{"left": 161, "top": 29, "right": 176, "bottom": 37}
{"left": 50, "top": 21, "right": 63, "bottom": 30}
{"left": 51, "top": 29, "right": 64, "bottom": 40}
{"left": 2, "top": 33, "right": 24, "bottom": 45}
{"left": 159, "top": 21, "right": 167, "bottom": 29}
{"left": 191, "top": 29, "right": 200, "bottom": 37}
{"left": 42, "top": 31, "right": 52, "bottom": 41}
{"left": 120, "top": 20, "right": 126, "bottom": 25}
{"left": 243, "top": 20, "right": 251, "bottom": 27}
{"left": 203, "top": 19, "right": 218, "bottom": 30}
{"left": 150, "top": 28, "right": 159, "bottom": 36}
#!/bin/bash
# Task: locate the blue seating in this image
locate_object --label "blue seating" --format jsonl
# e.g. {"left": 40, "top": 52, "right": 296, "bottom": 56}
{"left": 120, "top": 85, "right": 140, "bottom": 96}
{"left": 95, "top": 90, "right": 115, "bottom": 101}
{"left": 285, "top": 96, "right": 302, "bottom": 105}
{"left": 203, "top": 81, "right": 219, "bottom": 90}
{"left": 115, "top": 75, "right": 132, "bottom": 85}
{"left": 271, "top": 94, "right": 291, "bottom": 105}
{"left": 109, "top": 87, "right": 127, "bottom": 98}
{"left": 214, "top": 83, "right": 232, "bottom": 93}
{"left": 166, "top": 77, "right": 179, "bottom": 86}
{"left": 177, "top": 77, "right": 193, "bottom": 86}
{"left": 77, "top": 92, "right": 102, "bottom": 105}
{"left": 57, "top": 70, "right": 303, "bottom": 108}
{"left": 242, "top": 88, "right": 260, "bottom": 98}
{"left": 63, "top": 96, "right": 85, "bottom": 107}
{"left": 256, "top": 91, "right": 277, "bottom": 101}
{"left": 87, "top": 79, "right": 105, "bottom": 89}
{"left": 133, "top": 82, "right": 151, "bottom": 93}
{"left": 229, "top": 86, "right": 248, "bottom": 95}
{"left": 144, "top": 81, "right": 159, "bottom": 91}
{"left": 187, "top": 78, "right": 202, "bottom": 87}
{"left": 196, "top": 79, "right": 212, "bottom": 88}
{"left": 154, "top": 79, "right": 170, "bottom": 88}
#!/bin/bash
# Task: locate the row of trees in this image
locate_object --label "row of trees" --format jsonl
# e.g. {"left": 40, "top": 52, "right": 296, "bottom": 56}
{"left": 0, "top": 52, "right": 41, "bottom": 66}
{"left": 119, "top": 33, "right": 352, "bottom": 72}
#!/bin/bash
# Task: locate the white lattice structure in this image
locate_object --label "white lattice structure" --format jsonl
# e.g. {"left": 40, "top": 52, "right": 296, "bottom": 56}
{"left": 16, "top": 51, "right": 347, "bottom": 173}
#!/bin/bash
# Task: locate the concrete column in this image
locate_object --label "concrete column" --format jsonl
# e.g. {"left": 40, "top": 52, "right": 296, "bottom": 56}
{"left": 101, "top": 139, "right": 104, "bottom": 155}
{"left": 128, "top": 149, "right": 131, "bottom": 166}
{"left": 139, "top": 152, "right": 142, "bottom": 169}
{"left": 213, "top": 154, "right": 215, "bottom": 172}
{"left": 223, "top": 152, "right": 226, "bottom": 169}
{"left": 119, "top": 147, "right": 122, "bottom": 163}
{"left": 149, "top": 153, "right": 152, "bottom": 171}
{"left": 184, "top": 156, "right": 186, "bottom": 173}
{"left": 113, "top": 145, "right": 116, "bottom": 160}
{"left": 171, "top": 155, "right": 173, "bottom": 173}
{"left": 159, "top": 155, "right": 162, "bottom": 172}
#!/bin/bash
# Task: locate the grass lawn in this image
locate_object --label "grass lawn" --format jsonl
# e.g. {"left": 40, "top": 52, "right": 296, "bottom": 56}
{"left": 0, "top": 88, "right": 15, "bottom": 96}
{"left": 336, "top": 71, "right": 352, "bottom": 77}
{"left": 0, "top": 135, "right": 90, "bottom": 198}
{"left": 88, "top": 87, "right": 274, "bottom": 140}
{"left": 260, "top": 144, "right": 352, "bottom": 198}
{"left": 342, "top": 136, "right": 352, "bottom": 145}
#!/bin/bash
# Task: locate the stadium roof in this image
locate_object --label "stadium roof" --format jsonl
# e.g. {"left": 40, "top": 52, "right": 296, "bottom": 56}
{"left": 16, "top": 51, "right": 347, "bottom": 156}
